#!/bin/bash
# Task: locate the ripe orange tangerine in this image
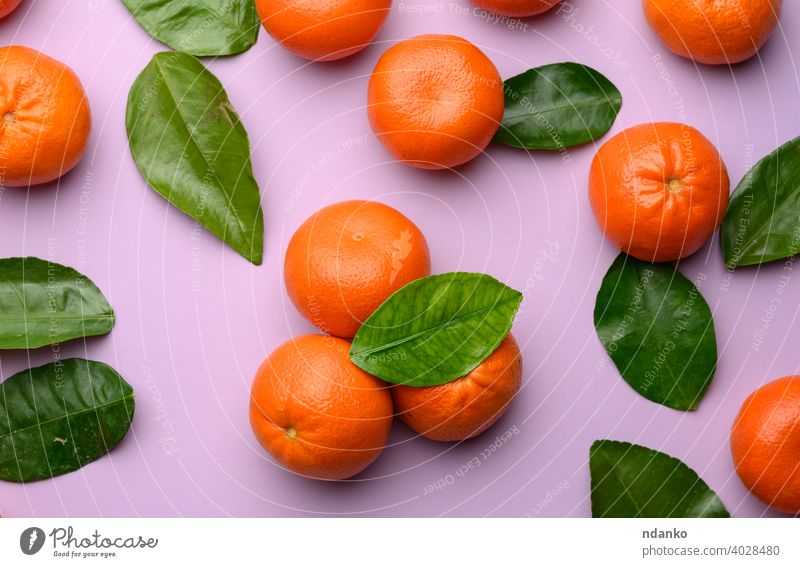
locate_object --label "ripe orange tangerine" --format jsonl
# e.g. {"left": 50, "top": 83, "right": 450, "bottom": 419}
{"left": 367, "top": 34, "right": 505, "bottom": 169}
{"left": 472, "top": 0, "right": 560, "bottom": 17}
{"left": 284, "top": 200, "right": 431, "bottom": 338}
{"left": 588, "top": 122, "right": 730, "bottom": 263}
{"left": 731, "top": 376, "right": 800, "bottom": 514}
{"left": 0, "top": 46, "right": 91, "bottom": 187}
{"left": 643, "top": 0, "right": 782, "bottom": 65}
{"left": 255, "top": 0, "right": 391, "bottom": 62}
{"left": 393, "top": 335, "right": 522, "bottom": 442}
{"left": 250, "top": 334, "right": 393, "bottom": 480}
{"left": 0, "top": 0, "right": 22, "bottom": 19}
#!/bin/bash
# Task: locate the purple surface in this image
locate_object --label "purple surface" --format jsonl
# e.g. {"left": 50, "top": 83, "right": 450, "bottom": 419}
{"left": 0, "top": 0, "right": 798, "bottom": 518}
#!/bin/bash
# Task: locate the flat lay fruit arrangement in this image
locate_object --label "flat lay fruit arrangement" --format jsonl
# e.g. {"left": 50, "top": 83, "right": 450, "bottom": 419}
{"left": 0, "top": 0, "right": 798, "bottom": 518}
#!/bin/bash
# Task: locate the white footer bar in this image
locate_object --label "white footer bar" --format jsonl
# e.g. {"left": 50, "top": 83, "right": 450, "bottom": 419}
{"left": 1, "top": 518, "right": 797, "bottom": 566}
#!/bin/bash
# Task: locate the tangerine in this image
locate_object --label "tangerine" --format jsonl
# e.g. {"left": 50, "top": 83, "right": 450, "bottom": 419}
{"left": 393, "top": 334, "right": 522, "bottom": 442}
{"left": 255, "top": 0, "right": 391, "bottom": 62}
{"left": 0, "top": 0, "right": 22, "bottom": 19}
{"left": 368, "top": 34, "right": 505, "bottom": 169}
{"left": 0, "top": 46, "right": 91, "bottom": 187}
{"left": 644, "top": 0, "right": 782, "bottom": 65}
{"left": 731, "top": 376, "right": 800, "bottom": 514}
{"left": 284, "top": 200, "right": 431, "bottom": 338}
{"left": 250, "top": 334, "right": 393, "bottom": 480}
{"left": 588, "top": 122, "right": 729, "bottom": 263}
{"left": 472, "top": 0, "right": 560, "bottom": 17}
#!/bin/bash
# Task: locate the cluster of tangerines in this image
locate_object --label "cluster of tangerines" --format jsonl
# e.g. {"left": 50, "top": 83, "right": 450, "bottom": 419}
{"left": 251, "top": 199, "right": 524, "bottom": 480}
{"left": 1, "top": 0, "right": 797, "bottom": 511}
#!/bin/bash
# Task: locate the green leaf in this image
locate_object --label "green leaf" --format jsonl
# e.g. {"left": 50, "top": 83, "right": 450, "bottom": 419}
{"left": 0, "top": 257, "right": 114, "bottom": 350}
{"left": 0, "top": 359, "right": 135, "bottom": 482}
{"left": 594, "top": 254, "right": 717, "bottom": 411}
{"left": 590, "top": 440, "right": 730, "bottom": 518}
{"left": 349, "top": 273, "right": 522, "bottom": 387}
{"left": 494, "top": 62, "right": 622, "bottom": 150}
{"left": 721, "top": 135, "right": 800, "bottom": 268}
{"left": 121, "top": 0, "right": 260, "bottom": 56}
{"left": 126, "top": 52, "right": 264, "bottom": 265}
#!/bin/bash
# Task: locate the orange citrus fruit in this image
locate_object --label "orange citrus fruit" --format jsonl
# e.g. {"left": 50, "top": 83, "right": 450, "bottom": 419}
{"left": 731, "top": 376, "right": 800, "bottom": 514}
{"left": 367, "top": 34, "right": 505, "bottom": 170}
{"left": 255, "top": 0, "right": 391, "bottom": 62}
{"left": 588, "top": 122, "right": 730, "bottom": 263}
{"left": 250, "top": 334, "right": 393, "bottom": 480}
{"left": 284, "top": 200, "right": 431, "bottom": 338}
{"left": 0, "top": 46, "right": 91, "bottom": 187}
{"left": 471, "top": 0, "right": 560, "bottom": 17}
{"left": 393, "top": 334, "right": 522, "bottom": 442}
{"left": 644, "top": 0, "right": 782, "bottom": 65}
{"left": 0, "top": 0, "right": 22, "bottom": 19}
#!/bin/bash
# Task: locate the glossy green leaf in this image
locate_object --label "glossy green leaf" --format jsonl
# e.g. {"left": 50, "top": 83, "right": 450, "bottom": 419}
{"left": 0, "top": 257, "right": 114, "bottom": 350}
{"left": 494, "top": 62, "right": 622, "bottom": 150}
{"left": 126, "top": 52, "right": 263, "bottom": 264}
{"left": 594, "top": 254, "right": 717, "bottom": 411}
{"left": 590, "top": 440, "right": 730, "bottom": 518}
{"left": 721, "top": 135, "right": 800, "bottom": 268}
{"left": 121, "top": 0, "right": 260, "bottom": 56}
{"left": 0, "top": 359, "right": 135, "bottom": 482}
{"left": 350, "top": 273, "right": 522, "bottom": 387}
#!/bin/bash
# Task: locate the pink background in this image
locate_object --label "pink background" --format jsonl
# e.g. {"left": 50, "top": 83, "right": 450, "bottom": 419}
{"left": 0, "top": 0, "right": 798, "bottom": 517}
